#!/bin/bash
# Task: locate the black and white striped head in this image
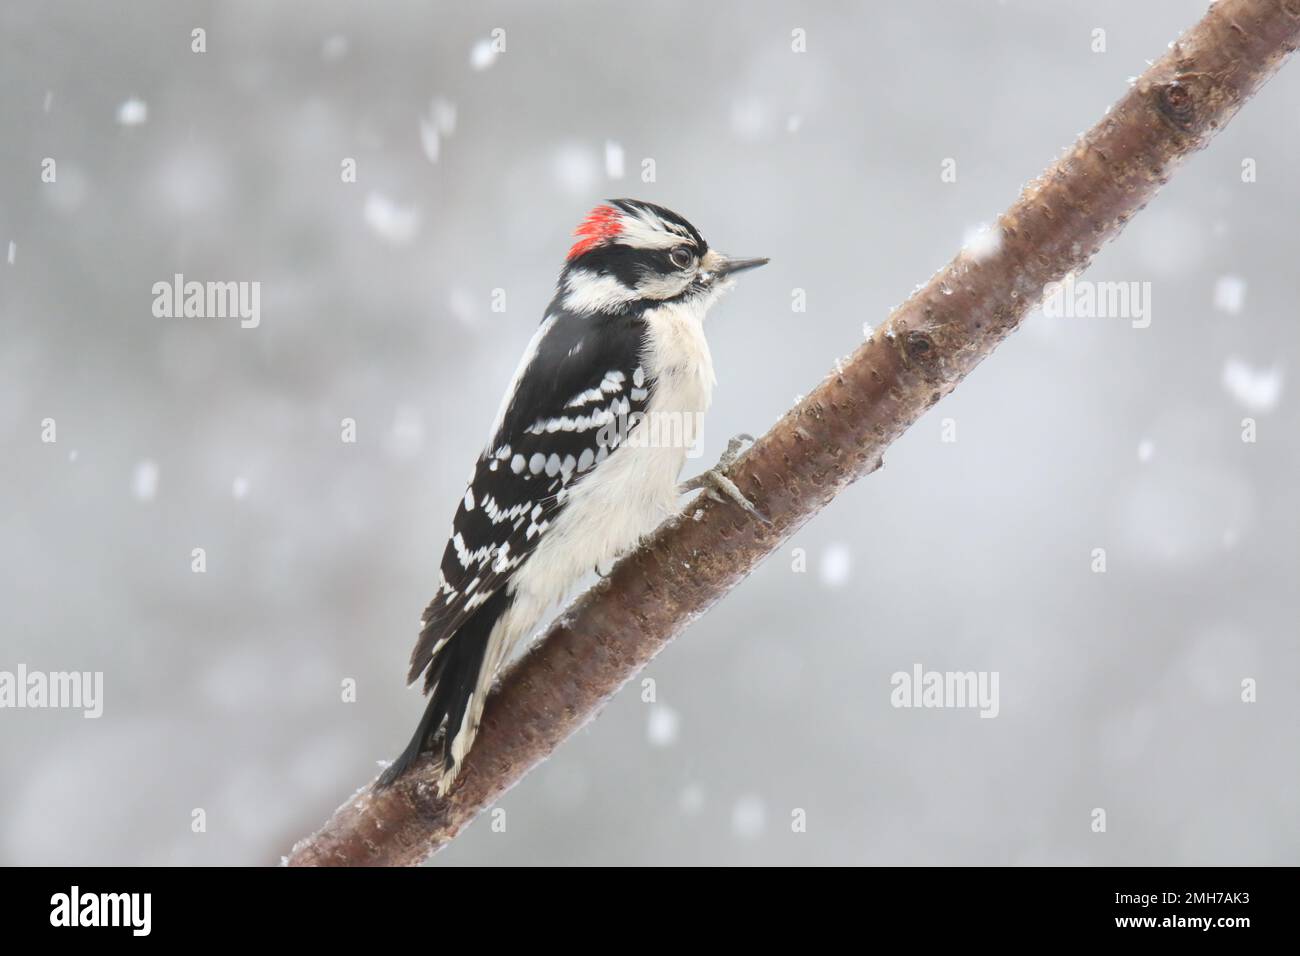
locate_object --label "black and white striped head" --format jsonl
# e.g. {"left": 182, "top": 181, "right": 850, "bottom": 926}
{"left": 559, "top": 199, "right": 767, "bottom": 314}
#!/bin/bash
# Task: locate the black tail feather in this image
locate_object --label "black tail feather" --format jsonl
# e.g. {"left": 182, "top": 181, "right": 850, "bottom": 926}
{"left": 376, "top": 587, "right": 511, "bottom": 790}
{"left": 375, "top": 688, "right": 445, "bottom": 788}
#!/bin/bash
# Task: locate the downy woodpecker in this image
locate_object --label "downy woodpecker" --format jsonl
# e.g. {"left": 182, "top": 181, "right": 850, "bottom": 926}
{"left": 378, "top": 199, "right": 768, "bottom": 792}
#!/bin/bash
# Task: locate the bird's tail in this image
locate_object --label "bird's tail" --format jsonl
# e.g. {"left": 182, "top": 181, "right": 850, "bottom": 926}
{"left": 376, "top": 587, "right": 513, "bottom": 792}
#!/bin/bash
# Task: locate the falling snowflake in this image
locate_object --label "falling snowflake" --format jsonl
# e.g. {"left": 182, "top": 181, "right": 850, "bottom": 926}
{"left": 116, "top": 98, "right": 148, "bottom": 126}
{"left": 132, "top": 460, "right": 159, "bottom": 501}
{"left": 604, "top": 140, "right": 625, "bottom": 179}
{"left": 363, "top": 193, "right": 420, "bottom": 245}
{"left": 819, "top": 543, "right": 851, "bottom": 588}
{"left": 419, "top": 97, "right": 457, "bottom": 164}
{"left": 430, "top": 97, "right": 457, "bottom": 136}
{"left": 961, "top": 223, "right": 1002, "bottom": 262}
{"left": 1221, "top": 357, "right": 1282, "bottom": 412}
{"left": 1137, "top": 439, "right": 1155, "bottom": 463}
{"left": 232, "top": 477, "right": 250, "bottom": 500}
{"left": 729, "top": 98, "right": 770, "bottom": 142}
{"left": 647, "top": 705, "right": 680, "bottom": 747}
{"left": 447, "top": 287, "right": 478, "bottom": 328}
{"left": 419, "top": 120, "right": 441, "bottom": 163}
{"left": 1213, "top": 275, "right": 1246, "bottom": 314}
{"left": 469, "top": 38, "right": 498, "bottom": 71}
{"left": 551, "top": 143, "right": 598, "bottom": 196}
{"left": 731, "top": 795, "right": 766, "bottom": 839}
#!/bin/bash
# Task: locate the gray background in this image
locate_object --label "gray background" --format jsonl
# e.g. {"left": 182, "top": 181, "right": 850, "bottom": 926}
{"left": 1, "top": 0, "right": 1296, "bottom": 866}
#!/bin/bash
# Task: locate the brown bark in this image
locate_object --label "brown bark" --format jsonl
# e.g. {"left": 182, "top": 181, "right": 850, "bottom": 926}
{"left": 288, "top": 0, "right": 1300, "bottom": 866}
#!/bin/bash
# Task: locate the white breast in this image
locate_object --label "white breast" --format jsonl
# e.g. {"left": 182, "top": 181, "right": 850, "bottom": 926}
{"left": 452, "top": 296, "right": 721, "bottom": 773}
{"left": 504, "top": 297, "right": 715, "bottom": 621}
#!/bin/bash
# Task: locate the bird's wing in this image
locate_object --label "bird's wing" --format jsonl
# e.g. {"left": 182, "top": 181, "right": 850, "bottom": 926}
{"left": 408, "top": 308, "right": 653, "bottom": 687}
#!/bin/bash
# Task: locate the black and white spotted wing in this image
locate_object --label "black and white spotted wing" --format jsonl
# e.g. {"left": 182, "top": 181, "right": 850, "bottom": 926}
{"left": 407, "top": 307, "right": 653, "bottom": 687}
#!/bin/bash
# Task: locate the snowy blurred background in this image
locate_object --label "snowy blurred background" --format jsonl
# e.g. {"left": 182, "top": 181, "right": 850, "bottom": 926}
{"left": 2, "top": 0, "right": 1296, "bottom": 866}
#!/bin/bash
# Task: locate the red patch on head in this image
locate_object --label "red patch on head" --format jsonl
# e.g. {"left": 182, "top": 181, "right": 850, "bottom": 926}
{"left": 567, "top": 204, "right": 623, "bottom": 260}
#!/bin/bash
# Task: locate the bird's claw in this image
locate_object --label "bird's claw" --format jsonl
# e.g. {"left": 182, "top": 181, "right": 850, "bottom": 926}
{"left": 680, "top": 433, "right": 771, "bottom": 526}
{"left": 718, "top": 433, "right": 755, "bottom": 470}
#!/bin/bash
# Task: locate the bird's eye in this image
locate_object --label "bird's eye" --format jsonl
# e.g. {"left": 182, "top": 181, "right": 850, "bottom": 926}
{"left": 669, "top": 247, "right": 694, "bottom": 270}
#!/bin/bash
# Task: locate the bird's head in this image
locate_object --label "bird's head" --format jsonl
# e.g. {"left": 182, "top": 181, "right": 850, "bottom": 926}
{"left": 558, "top": 199, "right": 767, "bottom": 314}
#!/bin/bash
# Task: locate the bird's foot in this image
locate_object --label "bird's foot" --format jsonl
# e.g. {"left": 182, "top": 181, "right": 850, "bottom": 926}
{"left": 680, "top": 433, "right": 771, "bottom": 526}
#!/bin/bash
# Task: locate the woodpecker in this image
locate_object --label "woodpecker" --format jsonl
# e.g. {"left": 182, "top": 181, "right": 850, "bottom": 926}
{"left": 378, "top": 199, "right": 768, "bottom": 792}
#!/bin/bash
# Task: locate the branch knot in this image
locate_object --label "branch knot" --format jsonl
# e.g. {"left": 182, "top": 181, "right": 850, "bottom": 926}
{"left": 1155, "top": 79, "right": 1197, "bottom": 131}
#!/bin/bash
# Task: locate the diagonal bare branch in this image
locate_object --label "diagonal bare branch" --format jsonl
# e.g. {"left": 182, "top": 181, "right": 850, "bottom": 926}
{"left": 287, "top": 0, "right": 1300, "bottom": 866}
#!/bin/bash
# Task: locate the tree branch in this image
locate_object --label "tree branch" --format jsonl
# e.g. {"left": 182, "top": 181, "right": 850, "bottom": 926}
{"left": 288, "top": 0, "right": 1300, "bottom": 866}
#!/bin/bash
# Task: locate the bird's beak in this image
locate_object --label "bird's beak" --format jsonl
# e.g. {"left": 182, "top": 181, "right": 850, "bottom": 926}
{"left": 713, "top": 255, "right": 770, "bottom": 277}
